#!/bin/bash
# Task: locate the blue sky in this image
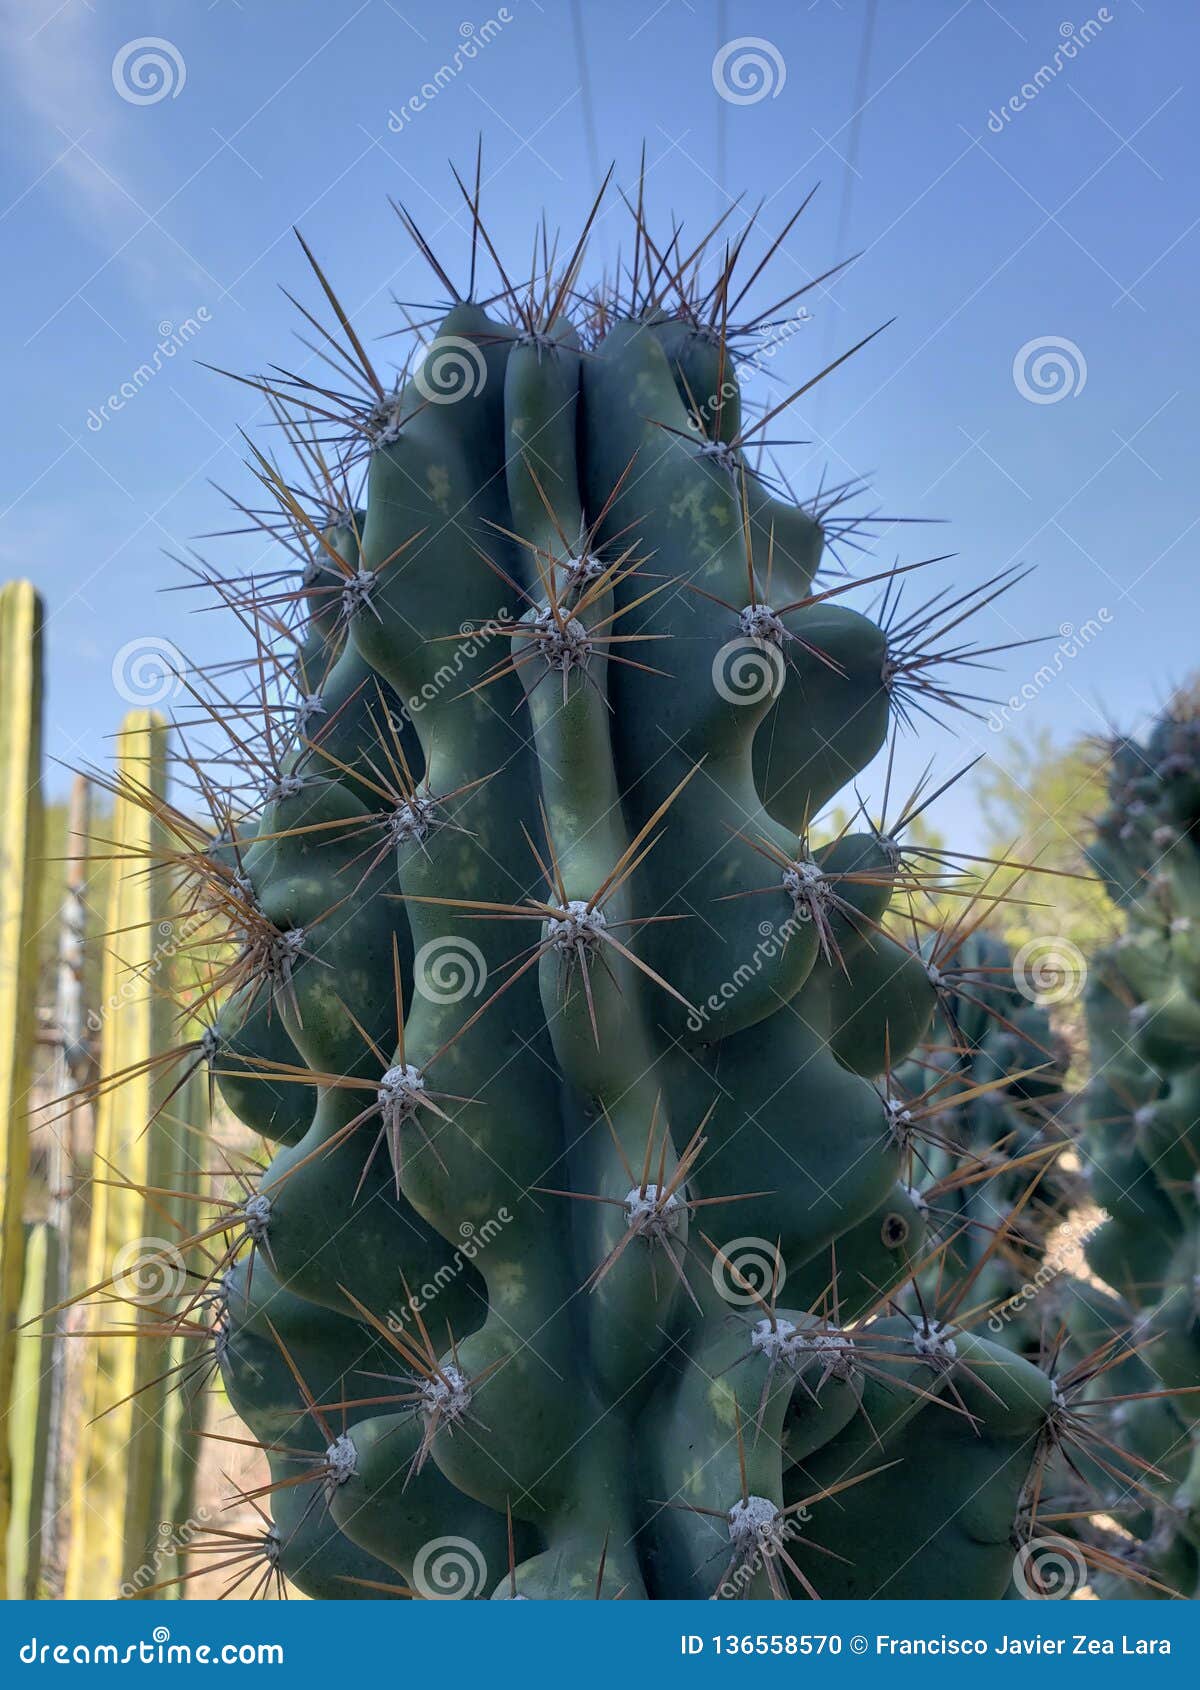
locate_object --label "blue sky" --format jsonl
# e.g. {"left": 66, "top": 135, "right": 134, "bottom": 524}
{"left": 1, "top": 0, "right": 1196, "bottom": 852}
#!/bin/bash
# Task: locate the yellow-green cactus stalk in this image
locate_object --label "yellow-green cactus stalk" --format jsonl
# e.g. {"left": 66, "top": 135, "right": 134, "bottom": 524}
{"left": 66, "top": 712, "right": 177, "bottom": 1600}
{"left": 0, "top": 579, "right": 44, "bottom": 1597}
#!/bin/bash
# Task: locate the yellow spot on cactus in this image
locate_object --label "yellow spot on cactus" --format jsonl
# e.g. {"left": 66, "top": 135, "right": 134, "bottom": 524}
{"left": 426, "top": 464, "right": 451, "bottom": 508}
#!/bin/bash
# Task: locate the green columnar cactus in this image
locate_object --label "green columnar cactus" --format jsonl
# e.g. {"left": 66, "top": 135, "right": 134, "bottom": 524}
{"left": 6, "top": 1222, "right": 57, "bottom": 1596}
{"left": 0, "top": 579, "right": 44, "bottom": 1599}
{"left": 122, "top": 187, "right": 1132, "bottom": 1601}
{"left": 67, "top": 712, "right": 194, "bottom": 1599}
{"left": 1065, "top": 699, "right": 1200, "bottom": 1598}
{"left": 38, "top": 773, "right": 92, "bottom": 1595}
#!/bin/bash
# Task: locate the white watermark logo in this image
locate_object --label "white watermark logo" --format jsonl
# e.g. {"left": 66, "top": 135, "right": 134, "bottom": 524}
{"left": 112, "top": 636, "right": 188, "bottom": 705}
{"left": 986, "top": 611, "right": 1112, "bottom": 732}
{"left": 118, "top": 1511, "right": 211, "bottom": 1598}
{"left": 712, "top": 38, "right": 787, "bottom": 106}
{"left": 712, "top": 637, "right": 786, "bottom": 706}
{"left": 414, "top": 335, "right": 489, "bottom": 405}
{"left": 1013, "top": 336, "right": 1087, "bottom": 403}
{"left": 412, "top": 1536, "right": 489, "bottom": 1599}
{"left": 1012, "top": 936, "right": 1087, "bottom": 1005}
{"left": 988, "top": 1216, "right": 1103, "bottom": 1333}
{"left": 687, "top": 914, "right": 808, "bottom": 1034}
{"left": 86, "top": 311, "right": 211, "bottom": 432}
{"left": 387, "top": 13, "right": 514, "bottom": 132}
{"left": 113, "top": 1237, "right": 187, "bottom": 1305}
{"left": 412, "top": 936, "right": 488, "bottom": 1003}
{"left": 386, "top": 1209, "right": 511, "bottom": 1328}
{"left": 987, "top": 12, "right": 1114, "bottom": 133}
{"left": 112, "top": 39, "right": 187, "bottom": 105}
{"left": 1013, "top": 1535, "right": 1088, "bottom": 1598}
{"left": 711, "top": 1237, "right": 784, "bottom": 1306}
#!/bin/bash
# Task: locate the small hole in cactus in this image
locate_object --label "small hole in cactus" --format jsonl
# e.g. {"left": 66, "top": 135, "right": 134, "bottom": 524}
{"left": 881, "top": 1212, "right": 910, "bottom": 1249}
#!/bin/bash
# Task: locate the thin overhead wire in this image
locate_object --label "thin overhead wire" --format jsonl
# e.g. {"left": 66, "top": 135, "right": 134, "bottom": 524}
{"left": 571, "top": 0, "right": 603, "bottom": 193}
{"left": 817, "top": 0, "right": 880, "bottom": 423}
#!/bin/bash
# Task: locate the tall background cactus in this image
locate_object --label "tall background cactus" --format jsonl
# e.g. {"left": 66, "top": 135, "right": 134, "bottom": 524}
{"left": 63, "top": 179, "right": 1193, "bottom": 1602}
{"left": 66, "top": 712, "right": 208, "bottom": 1600}
{"left": 1062, "top": 694, "right": 1200, "bottom": 1598}
{"left": 0, "top": 580, "right": 44, "bottom": 1598}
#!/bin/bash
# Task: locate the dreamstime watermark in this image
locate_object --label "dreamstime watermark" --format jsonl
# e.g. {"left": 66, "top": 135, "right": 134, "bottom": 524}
{"left": 1013, "top": 336, "right": 1088, "bottom": 403}
{"left": 112, "top": 38, "right": 187, "bottom": 105}
{"left": 387, "top": 13, "right": 513, "bottom": 132}
{"left": 716, "top": 1510, "right": 810, "bottom": 1600}
{"left": 987, "top": 1216, "right": 1103, "bottom": 1333}
{"left": 412, "top": 936, "right": 488, "bottom": 1003}
{"left": 386, "top": 1210, "right": 512, "bottom": 1329}
{"left": 112, "top": 634, "right": 189, "bottom": 705}
{"left": 112, "top": 1236, "right": 188, "bottom": 1306}
{"left": 394, "top": 611, "right": 513, "bottom": 722}
{"left": 985, "top": 611, "right": 1112, "bottom": 731}
{"left": 1012, "top": 1534, "right": 1089, "bottom": 1598}
{"left": 746, "top": 307, "right": 814, "bottom": 381}
{"left": 18, "top": 1630, "right": 283, "bottom": 1667}
{"left": 1012, "top": 936, "right": 1088, "bottom": 1005}
{"left": 711, "top": 1236, "right": 786, "bottom": 1306}
{"left": 86, "top": 910, "right": 207, "bottom": 1031}
{"left": 86, "top": 311, "right": 212, "bottom": 432}
{"left": 411, "top": 1535, "right": 489, "bottom": 1599}
{"left": 680, "top": 308, "right": 814, "bottom": 428}
{"left": 118, "top": 1511, "right": 212, "bottom": 1598}
{"left": 687, "top": 914, "right": 808, "bottom": 1035}
{"left": 712, "top": 38, "right": 787, "bottom": 105}
{"left": 987, "top": 12, "right": 1114, "bottom": 133}
{"left": 414, "top": 335, "right": 488, "bottom": 404}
